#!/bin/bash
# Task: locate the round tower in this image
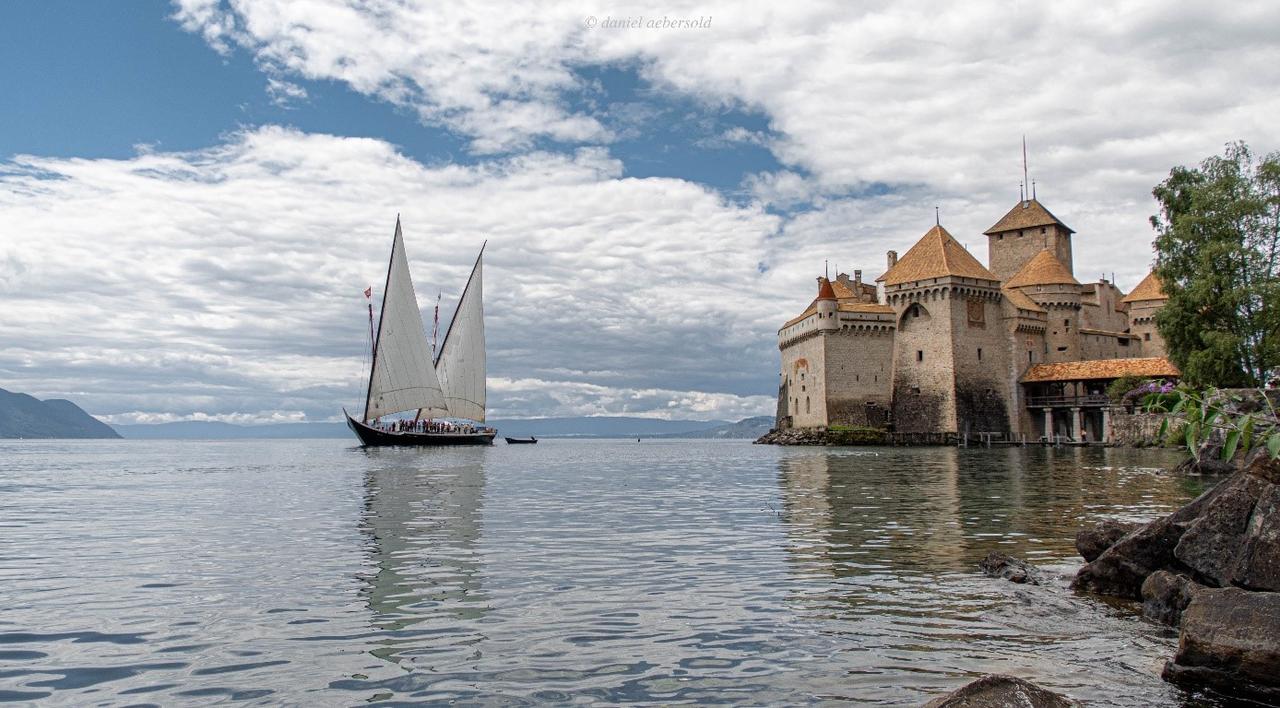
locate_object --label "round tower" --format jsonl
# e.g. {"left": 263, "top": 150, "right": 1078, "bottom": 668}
{"left": 816, "top": 277, "right": 838, "bottom": 331}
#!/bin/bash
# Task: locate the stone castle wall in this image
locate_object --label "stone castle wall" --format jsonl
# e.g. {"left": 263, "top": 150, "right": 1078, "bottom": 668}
{"left": 778, "top": 333, "right": 827, "bottom": 428}
{"left": 987, "top": 224, "right": 1073, "bottom": 282}
{"left": 890, "top": 294, "right": 956, "bottom": 433}
{"left": 949, "top": 289, "right": 1012, "bottom": 434}
{"left": 823, "top": 329, "right": 894, "bottom": 428}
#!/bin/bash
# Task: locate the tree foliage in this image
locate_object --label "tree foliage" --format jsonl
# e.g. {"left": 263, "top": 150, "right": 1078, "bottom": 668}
{"left": 1147, "top": 386, "right": 1280, "bottom": 462}
{"left": 1150, "top": 142, "right": 1280, "bottom": 387}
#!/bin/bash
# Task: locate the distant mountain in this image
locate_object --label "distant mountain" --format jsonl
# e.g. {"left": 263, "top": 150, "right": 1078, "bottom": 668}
{"left": 0, "top": 388, "right": 121, "bottom": 439}
{"left": 649, "top": 416, "right": 774, "bottom": 439}
{"left": 113, "top": 416, "right": 733, "bottom": 439}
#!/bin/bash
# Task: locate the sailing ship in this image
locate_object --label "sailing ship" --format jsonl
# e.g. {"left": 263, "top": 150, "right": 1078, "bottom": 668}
{"left": 346, "top": 218, "right": 496, "bottom": 446}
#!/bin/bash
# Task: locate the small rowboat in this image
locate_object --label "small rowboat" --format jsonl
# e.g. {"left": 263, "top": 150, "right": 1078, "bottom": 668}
{"left": 504, "top": 436, "right": 537, "bottom": 444}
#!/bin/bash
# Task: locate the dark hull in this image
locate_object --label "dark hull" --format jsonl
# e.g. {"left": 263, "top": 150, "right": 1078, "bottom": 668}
{"left": 346, "top": 414, "right": 495, "bottom": 447}
{"left": 504, "top": 437, "right": 537, "bottom": 444}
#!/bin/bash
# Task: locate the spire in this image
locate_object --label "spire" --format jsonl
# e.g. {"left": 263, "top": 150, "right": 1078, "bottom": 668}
{"left": 935, "top": 205, "right": 940, "bottom": 226}
{"left": 816, "top": 276, "right": 836, "bottom": 301}
{"left": 1022, "top": 136, "right": 1029, "bottom": 206}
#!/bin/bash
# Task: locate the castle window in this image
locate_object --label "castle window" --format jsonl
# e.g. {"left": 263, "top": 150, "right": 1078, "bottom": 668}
{"left": 1145, "top": 333, "right": 1151, "bottom": 341}
{"left": 1119, "top": 338, "right": 1129, "bottom": 347}
{"left": 1057, "top": 346, "right": 1068, "bottom": 352}
{"left": 977, "top": 347, "right": 983, "bottom": 361}
{"left": 916, "top": 350, "right": 923, "bottom": 362}
{"left": 1041, "top": 227, "right": 1046, "bottom": 234}
{"left": 805, "top": 397, "right": 810, "bottom": 414}
{"left": 912, "top": 387, "right": 921, "bottom": 395}
{"left": 1028, "top": 351, "right": 1034, "bottom": 362}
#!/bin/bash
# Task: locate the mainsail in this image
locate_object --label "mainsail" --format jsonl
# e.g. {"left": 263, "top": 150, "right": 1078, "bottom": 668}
{"left": 433, "top": 246, "right": 487, "bottom": 422}
{"left": 364, "top": 220, "right": 451, "bottom": 421}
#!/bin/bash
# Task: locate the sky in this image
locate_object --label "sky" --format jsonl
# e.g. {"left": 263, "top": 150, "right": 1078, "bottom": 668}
{"left": 1, "top": 0, "right": 1278, "bottom": 424}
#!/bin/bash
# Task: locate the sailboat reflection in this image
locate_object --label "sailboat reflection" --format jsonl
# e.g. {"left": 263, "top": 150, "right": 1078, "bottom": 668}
{"left": 359, "top": 452, "right": 489, "bottom": 665}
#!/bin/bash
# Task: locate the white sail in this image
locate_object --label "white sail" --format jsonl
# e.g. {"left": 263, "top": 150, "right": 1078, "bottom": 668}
{"left": 364, "top": 220, "right": 450, "bottom": 421}
{"left": 434, "top": 248, "right": 486, "bottom": 422}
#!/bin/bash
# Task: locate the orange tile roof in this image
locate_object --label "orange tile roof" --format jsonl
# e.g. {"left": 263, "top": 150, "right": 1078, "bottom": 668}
{"left": 830, "top": 279, "right": 877, "bottom": 300}
{"left": 1002, "top": 286, "right": 1047, "bottom": 313}
{"left": 782, "top": 302, "right": 817, "bottom": 330}
{"left": 1004, "top": 249, "right": 1080, "bottom": 288}
{"left": 838, "top": 301, "right": 895, "bottom": 314}
{"left": 876, "top": 224, "right": 999, "bottom": 285}
{"left": 1020, "top": 357, "right": 1180, "bottom": 383}
{"left": 817, "top": 277, "right": 836, "bottom": 300}
{"left": 983, "top": 198, "right": 1074, "bottom": 235}
{"left": 1121, "top": 271, "right": 1168, "bottom": 303}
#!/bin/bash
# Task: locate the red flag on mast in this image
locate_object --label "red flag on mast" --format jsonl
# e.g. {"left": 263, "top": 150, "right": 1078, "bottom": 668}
{"left": 363, "top": 286, "right": 372, "bottom": 298}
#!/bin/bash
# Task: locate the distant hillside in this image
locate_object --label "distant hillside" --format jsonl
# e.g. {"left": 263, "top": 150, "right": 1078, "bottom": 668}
{"left": 649, "top": 416, "right": 774, "bottom": 439}
{"left": 113, "top": 416, "right": 732, "bottom": 439}
{"left": 0, "top": 388, "right": 121, "bottom": 439}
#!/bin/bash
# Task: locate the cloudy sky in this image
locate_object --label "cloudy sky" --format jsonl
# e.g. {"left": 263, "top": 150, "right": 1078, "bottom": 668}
{"left": 2, "top": 1, "right": 1278, "bottom": 424}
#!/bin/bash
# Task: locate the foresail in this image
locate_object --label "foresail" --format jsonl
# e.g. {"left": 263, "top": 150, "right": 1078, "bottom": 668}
{"left": 434, "top": 249, "right": 486, "bottom": 421}
{"left": 364, "top": 221, "right": 450, "bottom": 421}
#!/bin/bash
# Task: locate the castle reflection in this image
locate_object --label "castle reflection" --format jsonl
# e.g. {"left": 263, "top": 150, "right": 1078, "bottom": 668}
{"left": 775, "top": 446, "right": 1206, "bottom": 582}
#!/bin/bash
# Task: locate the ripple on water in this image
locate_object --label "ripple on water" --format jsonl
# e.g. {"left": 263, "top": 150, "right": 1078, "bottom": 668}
{"left": 0, "top": 439, "right": 1217, "bottom": 705}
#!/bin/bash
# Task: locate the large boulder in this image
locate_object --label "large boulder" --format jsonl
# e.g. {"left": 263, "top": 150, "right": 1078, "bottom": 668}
{"left": 922, "top": 674, "right": 1079, "bottom": 708}
{"left": 1139, "top": 570, "right": 1202, "bottom": 627}
{"left": 1171, "top": 473, "right": 1267, "bottom": 585}
{"left": 1234, "top": 483, "right": 1280, "bottom": 591}
{"left": 1162, "top": 587, "right": 1280, "bottom": 704}
{"left": 1075, "top": 520, "right": 1139, "bottom": 563}
{"left": 979, "top": 552, "right": 1043, "bottom": 585}
{"left": 1071, "top": 464, "right": 1275, "bottom": 599}
{"left": 1071, "top": 473, "right": 1235, "bottom": 598}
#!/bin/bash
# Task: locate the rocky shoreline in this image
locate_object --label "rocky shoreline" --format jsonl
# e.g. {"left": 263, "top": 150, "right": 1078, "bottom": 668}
{"left": 973, "top": 447, "right": 1280, "bottom": 705}
{"left": 1068, "top": 447, "right": 1280, "bottom": 704}
{"left": 754, "top": 426, "right": 887, "bottom": 445}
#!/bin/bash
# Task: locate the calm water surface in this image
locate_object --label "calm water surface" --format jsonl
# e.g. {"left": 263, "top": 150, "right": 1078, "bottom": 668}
{"left": 0, "top": 439, "right": 1225, "bottom": 705}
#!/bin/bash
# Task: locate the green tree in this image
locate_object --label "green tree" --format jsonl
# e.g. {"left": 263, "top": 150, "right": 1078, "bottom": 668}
{"left": 1150, "top": 142, "right": 1280, "bottom": 387}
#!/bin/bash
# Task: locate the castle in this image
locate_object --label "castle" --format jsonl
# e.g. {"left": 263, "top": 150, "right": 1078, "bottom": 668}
{"left": 775, "top": 196, "right": 1178, "bottom": 443}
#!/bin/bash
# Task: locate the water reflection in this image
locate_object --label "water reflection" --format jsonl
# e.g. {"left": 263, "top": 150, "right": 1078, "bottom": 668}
{"left": 773, "top": 446, "right": 1215, "bottom": 706}
{"left": 359, "top": 450, "right": 489, "bottom": 666}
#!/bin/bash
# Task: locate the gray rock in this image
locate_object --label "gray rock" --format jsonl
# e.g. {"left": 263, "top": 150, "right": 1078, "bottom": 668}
{"left": 1243, "top": 446, "right": 1280, "bottom": 485}
{"left": 922, "top": 674, "right": 1079, "bottom": 708}
{"left": 1075, "top": 520, "right": 1140, "bottom": 563}
{"left": 1234, "top": 482, "right": 1280, "bottom": 591}
{"left": 1072, "top": 471, "right": 1246, "bottom": 599}
{"left": 1140, "top": 570, "right": 1202, "bottom": 627}
{"left": 1162, "top": 587, "right": 1280, "bottom": 704}
{"left": 980, "top": 552, "right": 1043, "bottom": 585}
{"left": 1172, "top": 473, "right": 1267, "bottom": 586}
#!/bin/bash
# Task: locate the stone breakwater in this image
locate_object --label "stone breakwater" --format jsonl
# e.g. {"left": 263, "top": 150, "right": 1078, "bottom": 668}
{"left": 754, "top": 427, "right": 888, "bottom": 445}
{"left": 1071, "top": 447, "right": 1280, "bottom": 704}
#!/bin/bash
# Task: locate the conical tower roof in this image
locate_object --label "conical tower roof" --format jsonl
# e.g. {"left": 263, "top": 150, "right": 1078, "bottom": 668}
{"left": 877, "top": 224, "right": 998, "bottom": 285}
{"left": 1004, "top": 249, "right": 1080, "bottom": 288}
{"left": 1121, "top": 271, "right": 1168, "bottom": 303}
{"left": 984, "top": 198, "right": 1074, "bottom": 235}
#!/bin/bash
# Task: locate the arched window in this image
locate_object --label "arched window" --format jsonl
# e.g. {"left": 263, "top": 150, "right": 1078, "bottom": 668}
{"left": 805, "top": 396, "right": 811, "bottom": 414}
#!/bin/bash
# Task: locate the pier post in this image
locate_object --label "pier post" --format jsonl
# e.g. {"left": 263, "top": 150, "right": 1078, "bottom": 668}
{"left": 1042, "top": 408, "right": 1053, "bottom": 443}
{"left": 1070, "top": 407, "right": 1082, "bottom": 442}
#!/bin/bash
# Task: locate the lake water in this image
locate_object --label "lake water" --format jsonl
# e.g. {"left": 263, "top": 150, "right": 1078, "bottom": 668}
{"left": 0, "top": 439, "right": 1227, "bottom": 706}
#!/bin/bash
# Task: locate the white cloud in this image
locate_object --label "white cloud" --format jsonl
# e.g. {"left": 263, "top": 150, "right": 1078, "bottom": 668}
{"left": 169, "top": 0, "right": 1280, "bottom": 287}
{"left": 0, "top": 127, "right": 793, "bottom": 422}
